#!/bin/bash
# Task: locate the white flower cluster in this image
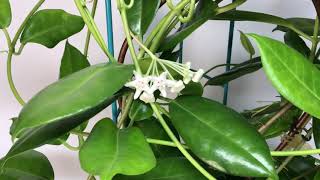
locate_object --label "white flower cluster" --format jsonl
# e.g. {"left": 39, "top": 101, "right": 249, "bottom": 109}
{"left": 125, "top": 63, "right": 204, "bottom": 103}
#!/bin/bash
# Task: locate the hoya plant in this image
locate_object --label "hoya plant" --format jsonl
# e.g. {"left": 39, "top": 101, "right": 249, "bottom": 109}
{"left": 1, "top": 0, "right": 320, "bottom": 179}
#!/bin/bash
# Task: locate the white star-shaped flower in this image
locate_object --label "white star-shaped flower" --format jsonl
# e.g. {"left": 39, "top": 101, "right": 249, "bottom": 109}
{"left": 125, "top": 71, "right": 151, "bottom": 99}
{"left": 150, "top": 72, "right": 169, "bottom": 97}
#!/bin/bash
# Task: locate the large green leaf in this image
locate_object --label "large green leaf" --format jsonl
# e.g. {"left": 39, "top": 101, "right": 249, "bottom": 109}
{"left": 135, "top": 117, "right": 181, "bottom": 158}
{"left": 274, "top": 18, "right": 318, "bottom": 36}
{"left": 20, "top": 9, "right": 84, "bottom": 48}
{"left": 127, "top": 0, "right": 160, "bottom": 36}
{"left": 284, "top": 30, "right": 310, "bottom": 58}
{"left": 158, "top": 0, "right": 217, "bottom": 52}
{"left": 129, "top": 100, "right": 153, "bottom": 121}
{"left": 0, "top": 0, "right": 11, "bottom": 28}
{"left": 7, "top": 63, "right": 133, "bottom": 157}
{"left": 169, "top": 96, "right": 277, "bottom": 179}
{"left": 205, "top": 57, "right": 262, "bottom": 86}
{"left": 250, "top": 34, "right": 320, "bottom": 119}
{"left": 0, "top": 150, "right": 54, "bottom": 180}
{"left": 79, "top": 119, "right": 156, "bottom": 179}
{"left": 51, "top": 41, "right": 91, "bottom": 145}
{"left": 114, "top": 157, "right": 206, "bottom": 180}
{"left": 59, "top": 41, "right": 90, "bottom": 78}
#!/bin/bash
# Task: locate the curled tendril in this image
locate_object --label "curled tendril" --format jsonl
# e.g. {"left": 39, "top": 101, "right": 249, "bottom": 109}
{"left": 119, "top": 0, "right": 134, "bottom": 9}
{"left": 166, "top": 0, "right": 196, "bottom": 23}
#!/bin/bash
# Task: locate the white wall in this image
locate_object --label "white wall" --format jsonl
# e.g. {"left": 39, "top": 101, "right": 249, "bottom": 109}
{"left": 0, "top": 0, "right": 315, "bottom": 179}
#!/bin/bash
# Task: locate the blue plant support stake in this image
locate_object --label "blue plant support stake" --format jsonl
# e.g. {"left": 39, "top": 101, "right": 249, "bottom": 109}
{"left": 179, "top": 22, "right": 183, "bottom": 63}
{"left": 105, "top": 0, "right": 118, "bottom": 122}
{"left": 179, "top": 41, "right": 183, "bottom": 63}
{"left": 223, "top": 1, "right": 235, "bottom": 106}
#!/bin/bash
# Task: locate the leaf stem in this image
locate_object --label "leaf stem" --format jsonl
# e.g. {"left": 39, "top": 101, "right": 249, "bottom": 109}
{"left": 149, "top": 0, "right": 193, "bottom": 53}
{"left": 214, "top": 0, "right": 246, "bottom": 15}
{"left": 291, "top": 26, "right": 313, "bottom": 42}
{"left": 70, "top": 130, "right": 320, "bottom": 157}
{"left": 6, "top": 50, "right": 25, "bottom": 105}
{"left": 310, "top": 16, "right": 319, "bottom": 62}
{"left": 149, "top": 13, "right": 177, "bottom": 53}
{"left": 204, "top": 63, "right": 238, "bottom": 75}
{"left": 83, "top": 0, "right": 98, "bottom": 57}
{"left": 119, "top": 8, "right": 142, "bottom": 73}
{"left": 3, "top": 29, "right": 25, "bottom": 105}
{"left": 258, "top": 103, "right": 292, "bottom": 134}
{"left": 62, "top": 141, "right": 81, "bottom": 151}
{"left": 276, "top": 135, "right": 307, "bottom": 173}
{"left": 3, "top": 0, "right": 45, "bottom": 106}
{"left": 12, "top": 0, "right": 46, "bottom": 47}
{"left": 150, "top": 103, "right": 216, "bottom": 180}
{"left": 117, "top": 93, "right": 134, "bottom": 128}
{"left": 137, "top": 14, "right": 169, "bottom": 58}
{"left": 74, "top": 0, "right": 116, "bottom": 62}
{"left": 147, "top": 138, "right": 189, "bottom": 149}
{"left": 2, "top": 29, "right": 11, "bottom": 48}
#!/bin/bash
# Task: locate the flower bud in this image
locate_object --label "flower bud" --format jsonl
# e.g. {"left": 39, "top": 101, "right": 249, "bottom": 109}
{"left": 140, "top": 91, "right": 155, "bottom": 103}
{"left": 192, "top": 69, "right": 204, "bottom": 82}
{"left": 170, "top": 80, "right": 185, "bottom": 93}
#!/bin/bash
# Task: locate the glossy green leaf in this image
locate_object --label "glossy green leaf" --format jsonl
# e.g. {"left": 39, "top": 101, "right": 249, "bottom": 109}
{"left": 159, "top": 0, "right": 218, "bottom": 52}
{"left": 250, "top": 34, "right": 320, "bottom": 119}
{"left": 284, "top": 30, "right": 310, "bottom": 58}
{"left": 127, "top": 0, "right": 160, "bottom": 36}
{"left": 53, "top": 42, "right": 91, "bottom": 144}
{"left": 129, "top": 100, "right": 153, "bottom": 121}
{"left": 239, "top": 31, "right": 255, "bottom": 57}
{"left": 205, "top": 57, "right": 262, "bottom": 86}
{"left": 59, "top": 41, "right": 90, "bottom": 78}
{"left": 20, "top": 9, "right": 85, "bottom": 48}
{"left": 114, "top": 157, "right": 206, "bottom": 180}
{"left": 274, "top": 18, "right": 318, "bottom": 36}
{"left": 7, "top": 63, "right": 133, "bottom": 157}
{"left": 212, "top": 10, "right": 291, "bottom": 27}
{"left": 0, "top": 0, "right": 11, "bottom": 28}
{"left": 169, "top": 96, "right": 277, "bottom": 178}
{"left": 79, "top": 119, "right": 156, "bottom": 179}
{"left": 135, "top": 117, "right": 181, "bottom": 158}
{"left": 313, "top": 118, "right": 320, "bottom": 149}
{"left": 0, "top": 150, "right": 54, "bottom": 180}
{"left": 181, "top": 82, "right": 203, "bottom": 96}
